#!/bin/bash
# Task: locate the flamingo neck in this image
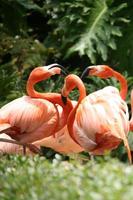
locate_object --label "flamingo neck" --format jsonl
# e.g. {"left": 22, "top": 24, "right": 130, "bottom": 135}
{"left": 112, "top": 70, "right": 127, "bottom": 100}
{"left": 67, "top": 75, "right": 86, "bottom": 108}
{"left": 27, "top": 78, "right": 72, "bottom": 105}
{"left": 67, "top": 76, "right": 86, "bottom": 143}
{"left": 26, "top": 78, "right": 38, "bottom": 97}
{"left": 27, "top": 79, "right": 59, "bottom": 102}
{"left": 26, "top": 78, "right": 73, "bottom": 130}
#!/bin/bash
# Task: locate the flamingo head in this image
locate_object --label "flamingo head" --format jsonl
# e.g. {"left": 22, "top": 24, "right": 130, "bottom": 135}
{"left": 61, "top": 78, "right": 76, "bottom": 104}
{"left": 81, "top": 65, "right": 114, "bottom": 80}
{"left": 62, "top": 75, "right": 80, "bottom": 97}
{"left": 61, "top": 75, "right": 76, "bottom": 104}
{"left": 61, "top": 74, "right": 86, "bottom": 105}
{"left": 29, "top": 63, "right": 68, "bottom": 82}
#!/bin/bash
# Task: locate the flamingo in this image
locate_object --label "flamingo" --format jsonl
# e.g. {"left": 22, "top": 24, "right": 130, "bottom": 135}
{"left": 0, "top": 101, "right": 83, "bottom": 155}
{"left": 0, "top": 126, "right": 83, "bottom": 155}
{"left": 82, "top": 65, "right": 133, "bottom": 131}
{"left": 0, "top": 64, "right": 83, "bottom": 154}
{"left": 0, "top": 134, "right": 41, "bottom": 155}
{"left": 81, "top": 65, "right": 127, "bottom": 100}
{"left": 31, "top": 100, "right": 83, "bottom": 154}
{"left": 61, "top": 74, "right": 132, "bottom": 163}
{"left": 0, "top": 64, "right": 73, "bottom": 149}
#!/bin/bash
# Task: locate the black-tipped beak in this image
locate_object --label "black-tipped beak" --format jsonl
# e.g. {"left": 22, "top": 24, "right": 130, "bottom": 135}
{"left": 48, "top": 63, "right": 63, "bottom": 69}
{"left": 49, "top": 63, "right": 69, "bottom": 76}
{"left": 60, "top": 69, "right": 68, "bottom": 76}
{"left": 80, "top": 67, "right": 91, "bottom": 80}
{"left": 61, "top": 95, "right": 67, "bottom": 105}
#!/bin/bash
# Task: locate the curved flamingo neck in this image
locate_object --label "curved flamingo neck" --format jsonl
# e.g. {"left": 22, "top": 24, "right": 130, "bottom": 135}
{"left": 27, "top": 78, "right": 59, "bottom": 102}
{"left": 26, "top": 78, "right": 38, "bottom": 97}
{"left": 27, "top": 78, "right": 72, "bottom": 107}
{"left": 26, "top": 75, "right": 73, "bottom": 130}
{"left": 112, "top": 70, "right": 127, "bottom": 100}
{"left": 66, "top": 76, "right": 86, "bottom": 143}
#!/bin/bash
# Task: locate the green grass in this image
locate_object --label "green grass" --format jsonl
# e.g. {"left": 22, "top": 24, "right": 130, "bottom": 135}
{"left": 0, "top": 154, "right": 133, "bottom": 200}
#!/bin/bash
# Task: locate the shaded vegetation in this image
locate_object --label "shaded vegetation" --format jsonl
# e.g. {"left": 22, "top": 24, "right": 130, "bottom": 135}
{"left": 0, "top": 0, "right": 133, "bottom": 71}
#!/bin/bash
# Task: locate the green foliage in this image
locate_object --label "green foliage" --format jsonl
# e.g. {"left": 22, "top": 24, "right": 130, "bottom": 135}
{"left": 0, "top": 155, "right": 133, "bottom": 200}
{"left": 0, "top": 32, "right": 47, "bottom": 71}
{"left": 0, "top": 63, "right": 23, "bottom": 107}
{"left": 0, "top": 0, "right": 41, "bottom": 35}
{"left": 1, "top": 0, "right": 133, "bottom": 71}
{"left": 0, "top": 31, "right": 47, "bottom": 106}
{"left": 111, "top": 1, "right": 133, "bottom": 74}
{"left": 44, "top": 0, "right": 129, "bottom": 64}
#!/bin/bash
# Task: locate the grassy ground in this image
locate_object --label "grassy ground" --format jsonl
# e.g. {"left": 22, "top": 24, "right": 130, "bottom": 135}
{"left": 0, "top": 154, "right": 133, "bottom": 200}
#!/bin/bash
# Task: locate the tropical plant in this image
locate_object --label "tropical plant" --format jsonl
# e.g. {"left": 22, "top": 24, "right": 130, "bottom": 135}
{"left": 111, "top": 1, "right": 133, "bottom": 74}
{"left": 44, "top": 0, "right": 129, "bottom": 64}
{"left": 0, "top": 0, "right": 41, "bottom": 35}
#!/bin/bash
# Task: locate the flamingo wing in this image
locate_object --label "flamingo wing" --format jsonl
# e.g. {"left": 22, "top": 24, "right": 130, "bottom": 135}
{"left": 73, "top": 86, "right": 130, "bottom": 160}
{"left": 0, "top": 96, "right": 58, "bottom": 142}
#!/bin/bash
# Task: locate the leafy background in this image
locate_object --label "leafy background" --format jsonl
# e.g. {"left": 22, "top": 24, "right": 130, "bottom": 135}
{"left": 0, "top": 0, "right": 133, "bottom": 197}
{"left": 0, "top": 0, "right": 133, "bottom": 151}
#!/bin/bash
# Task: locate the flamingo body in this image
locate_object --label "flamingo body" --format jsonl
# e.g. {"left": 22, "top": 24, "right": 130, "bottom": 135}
{"left": 0, "top": 96, "right": 58, "bottom": 143}
{"left": 73, "top": 86, "right": 129, "bottom": 155}
{"left": 61, "top": 74, "right": 131, "bottom": 162}
{"left": 0, "top": 100, "right": 83, "bottom": 154}
{"left": 0, "top": 64, "right": 73, "bottom": 147}
{"left": 33, "top": 126, "right": 83, "bottom": 154}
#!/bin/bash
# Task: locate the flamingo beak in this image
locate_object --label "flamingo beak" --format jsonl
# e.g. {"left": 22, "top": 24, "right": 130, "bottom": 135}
{"left": 60, "top": 69, "right": 68, "bottom": 76}
{"left": 80, "top": 67, "right": 91, "bottom": 80}
{"left": 61, "top": 95, "right": 67, "bottom": 105}
{"left": 80, "top": 66, "right": 98, "bottom": 80}
{"left": 48, "top": 63, "right": 69, "bottom": 76}
{"left": 47, "top": 63, "right": 63, "bottom": 69}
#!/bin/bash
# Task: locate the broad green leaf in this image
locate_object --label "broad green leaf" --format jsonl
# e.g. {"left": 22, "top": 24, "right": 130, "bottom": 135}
{"left": 66, "top": 0, "right": 127, "bottom": 63}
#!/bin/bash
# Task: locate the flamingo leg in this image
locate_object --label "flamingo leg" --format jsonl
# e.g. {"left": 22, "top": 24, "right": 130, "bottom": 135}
{"left": 0, "top": 138, "right": 42, "bottom": 155}
{"left": 23, "top": 145, "right": 26, "bottom": 155}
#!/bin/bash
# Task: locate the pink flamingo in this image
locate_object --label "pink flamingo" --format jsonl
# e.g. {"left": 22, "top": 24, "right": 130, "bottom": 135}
{"left": 0, "top": 64, "right": 73, "bottom": 148}
{"left": 82, "top": 65, "right": 127, "bottom": 100}
{"left": 32, "top": 100, "right": 83, "bottom": 154}
{"left": 0, "top": 101, "right": 83, "bottom": 155}
{"left": 61, "top": 74, "right": 132, "bottom": 163}
{"left": 0, "top": 134, "right": 41, "bottom": 154}
{"left": 83, "top": 65, "right": 133, "bottom": 131}
{"left": 0, "top": 64, "right": 83, "bottom": 154}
